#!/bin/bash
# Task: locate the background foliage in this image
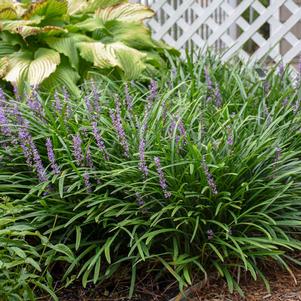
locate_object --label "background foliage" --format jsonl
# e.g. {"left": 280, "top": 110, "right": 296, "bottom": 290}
{"left": 0, "top": 0, "right": 175, "bottom": 96}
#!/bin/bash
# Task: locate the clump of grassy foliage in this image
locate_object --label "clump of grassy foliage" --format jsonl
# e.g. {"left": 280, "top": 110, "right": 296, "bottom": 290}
{"left": 1, "top": 53, "right": 301, "bottom": 300}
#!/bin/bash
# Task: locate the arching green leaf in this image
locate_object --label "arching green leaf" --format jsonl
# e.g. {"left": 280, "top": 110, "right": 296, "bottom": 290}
{"left": 95, "top": 3, "right": 154, "bottom": 23}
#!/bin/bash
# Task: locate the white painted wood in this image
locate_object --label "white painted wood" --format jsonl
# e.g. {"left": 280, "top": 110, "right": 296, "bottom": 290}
{"left": 132, "top": 0, "right": 301, "bottom": 69}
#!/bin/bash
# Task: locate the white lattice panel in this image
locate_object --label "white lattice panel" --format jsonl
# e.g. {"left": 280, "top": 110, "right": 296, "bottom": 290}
{"left": 132, "top": 0, "right": 301, "bottom": 69}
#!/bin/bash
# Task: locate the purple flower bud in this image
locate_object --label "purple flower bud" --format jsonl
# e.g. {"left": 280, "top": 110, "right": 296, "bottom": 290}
{"left": 282, "top": 98, "right": 288, "bottom": 107}
{"left": 46, "top": 138, "right": 60, "bottom": 175}
{"left": 293, "top": 99, "right": 300, "bottom": 114}
{"left": 72, "top": 134, "right": 84, "bottom": 166}
{"left": 138, "top": 137, "right": 148, "bottom": 178}
{"left": 154, "top": 156, "right": 171, "bottom": 198}
{"left": 92, "top": 121, "right": 109, "bottom": 160}
{"left": 207, "top": 229, "right": 214, "bottom": 240}
{"left": 202, "top": 157, "right": 218, "bottom": 195}
{"left": 136, "top": 192, "right": 144, "bottom": 206}
{"left": 274, "top": 147, "right": 282, "bottom": 162}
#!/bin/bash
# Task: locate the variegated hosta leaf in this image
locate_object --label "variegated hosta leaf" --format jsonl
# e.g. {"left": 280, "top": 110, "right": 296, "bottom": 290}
{"left": 0, "top": 18, "right": 44, "bottom": 34}
{"left": 44, "top": 36, "right": 79, "bottom": 69}
{"left": 67, "top": 0, "right": 89, "bottom": 15}
{"left": 28, "top": 48, "right": 60, "bottom": 86}
{"left": 95, "top": 3, "right": 154, "bottom": 23}
{"left": 77, "top": 41, "right": 146, "bottom": 79}
{"left": 4, "top": 48, "right": 60, "bottom": 88}
{"left": 23, "top": 0, "right": 68, "bottom": 20}
{"left": 0, "top": 57, "right": 9, "bottom": 78}
{"left": 83, "top": 0, "right": 126, "bottom": 14}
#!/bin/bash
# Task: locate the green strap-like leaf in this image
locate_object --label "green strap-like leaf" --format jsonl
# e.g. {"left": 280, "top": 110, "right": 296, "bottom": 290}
{"left": 95, "top": 3, "right": 154, "bottom": 23}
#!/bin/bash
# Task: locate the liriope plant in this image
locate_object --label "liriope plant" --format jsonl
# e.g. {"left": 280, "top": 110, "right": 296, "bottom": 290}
{"left": 0, "top": 54, "right": 301, "bottom": 299}
{"left": 0, "top": 0, "right": 175, "bottom": 96}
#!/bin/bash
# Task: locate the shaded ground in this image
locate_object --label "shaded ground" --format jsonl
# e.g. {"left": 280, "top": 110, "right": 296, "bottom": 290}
{"left": 42, "top": 265, "right": 301, "bottom": 300}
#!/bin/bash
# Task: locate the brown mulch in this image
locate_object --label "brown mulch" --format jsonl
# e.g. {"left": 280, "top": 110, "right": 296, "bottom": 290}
{"left": 42, "top": 265, "right": 301, "bottom": 301}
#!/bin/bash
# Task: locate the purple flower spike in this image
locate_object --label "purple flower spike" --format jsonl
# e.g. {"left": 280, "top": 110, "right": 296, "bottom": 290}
{"left": 110, "top": 97, "right": 129, "bottom": 157}
{"left": 154, "top": 156, "right": 171, "bottom": 199}
{"left": 30, "top": 141, "right": 47, "bottom": 182}
{"left": 226, "top": 126, "right": 234, "bottom": 146}
{"left": 278, "top": 63, "right": 284, "bottom": 77}
{"left": 0, "top": 106, "right": 11, "bottom": 136}
{"left": 27, "top": 88, "right": 44, "bottom": 118}
{"left": 72, "top": 134, "right": 83, "bottom": 166}
{"left": 54, "top": 91, "right": 62, "bottom": 114}
{"left": 91, "top": 81, "right": 101, "bottom": 113}
{"left": 215, "top": 85, "right": 222, "bottom": 108}
{"left": 136, "top": 192, "right": 144, "bottom": 206}
{"left": 83, "top": 172, "right": 92, "bottom": 193}
{"left": 125, "top": 83, "right": 133, "bottom": 113}
{"left": 204, "top": 67, "right": 213, "bottom": 90}
{"left": 202, "top": 156, "right": 218, "bottom": 195}
{"left": 86, "top": 145, "right": 94, "bottom": 169}
{"left": 18, "top": 128, "right": 33, "bottom": 167}
{"left": 85, "top": 95, "right": 93, "bottom": 114}
{"left": 148, "top": 80, "right": 158, "bottom": 102}
{"left": 138, "top": 137, "right": 148, "bottom": 178}
{"left": 92, "top": 121, "right": 109, "bottom": 160}
{"left": 46, "top": 138, "right": 60, "bottom": 175}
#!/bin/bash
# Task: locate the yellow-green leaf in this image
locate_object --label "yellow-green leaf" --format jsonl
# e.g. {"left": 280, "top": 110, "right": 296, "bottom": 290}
{"left": 0, "top": 7, "right": 17, "bottom": 20}
{"left": 84, "top": 0, "right": 126, "bottom": 13}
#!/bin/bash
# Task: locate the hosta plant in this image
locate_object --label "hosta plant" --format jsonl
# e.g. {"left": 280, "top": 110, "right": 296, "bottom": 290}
{"left": 0, "top": 0, "right": 173, "bottom": 95}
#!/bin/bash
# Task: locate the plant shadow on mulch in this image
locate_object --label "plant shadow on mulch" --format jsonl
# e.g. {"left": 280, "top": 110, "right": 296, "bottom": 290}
{"left": 41, "top": 260, "right": 301, "bottom": 301}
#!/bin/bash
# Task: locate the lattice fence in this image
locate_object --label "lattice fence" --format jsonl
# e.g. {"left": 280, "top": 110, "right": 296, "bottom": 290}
{"left": 132, "top": 0, "right": 301, "bottom": 68}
